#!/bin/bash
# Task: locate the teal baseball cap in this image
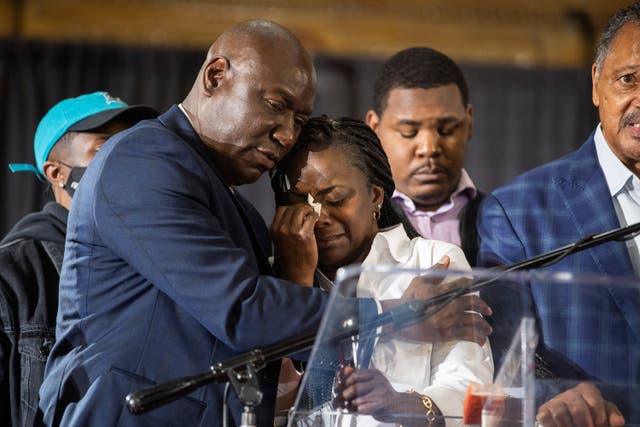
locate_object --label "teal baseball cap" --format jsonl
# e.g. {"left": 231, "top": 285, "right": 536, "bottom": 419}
{"left": 9, "top": 91, "right": 157, "bottom": 177}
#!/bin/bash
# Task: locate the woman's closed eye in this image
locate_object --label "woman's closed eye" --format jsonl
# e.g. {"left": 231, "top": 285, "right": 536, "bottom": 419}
{"left": 325, "top": 197, "right": 346, "bottom": 207}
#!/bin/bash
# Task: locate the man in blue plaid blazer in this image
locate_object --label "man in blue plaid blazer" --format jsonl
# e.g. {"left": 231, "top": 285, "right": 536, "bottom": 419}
{"left": 478, "top": 3, "right": 640, "bottom": 427}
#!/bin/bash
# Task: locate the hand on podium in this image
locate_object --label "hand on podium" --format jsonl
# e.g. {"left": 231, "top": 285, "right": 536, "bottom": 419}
{"left": 381, "top": 256, "right": 493, "bottom": 346}
{"left": 338, "top": 366, "right": 444, "bottom": 427}
{"left": 535, "top": 382, "right": 624, "bottom": 427}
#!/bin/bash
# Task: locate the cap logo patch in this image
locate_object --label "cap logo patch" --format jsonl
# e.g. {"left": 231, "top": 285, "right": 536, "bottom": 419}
{"left": 103, "top": 92, "right": 123, "bottom": 104}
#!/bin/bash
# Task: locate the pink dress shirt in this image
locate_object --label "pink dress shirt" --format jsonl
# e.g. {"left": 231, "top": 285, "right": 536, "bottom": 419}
{"left": 391, "top": 169, "right": 477, "bottom": 247}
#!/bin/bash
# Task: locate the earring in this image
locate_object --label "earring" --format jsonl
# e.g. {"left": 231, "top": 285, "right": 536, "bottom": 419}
{"left": 58, "top": 182, "right": 65, "bottom": 188}
{"left": 373, "top": 205, "right": 381, "bottom": 221}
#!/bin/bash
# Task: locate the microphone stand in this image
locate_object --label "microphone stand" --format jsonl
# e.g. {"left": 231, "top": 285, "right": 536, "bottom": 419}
{"left": 125, "top": 337, "right": 317, "bottom": 426}
{"left": 496, "top": 221, "right": 640, "bottom": 272}
{"left": 125, "top": 221, "right": 640, "bottom": 421}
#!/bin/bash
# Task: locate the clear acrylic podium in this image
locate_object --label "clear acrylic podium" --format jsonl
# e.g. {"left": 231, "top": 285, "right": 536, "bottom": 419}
{"left": 286, "top": 265, "right": 640, "bottom": 427}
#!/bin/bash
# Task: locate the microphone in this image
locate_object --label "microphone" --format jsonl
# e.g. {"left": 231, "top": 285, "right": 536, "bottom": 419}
{"left": 125, "top": 337, "right": 318, "bottom": 414}
{"left": 126, "top": 369, "right": 223, "bottom": 414}
{"left": 126, "top": 222, "right": 640, "bottom": 415}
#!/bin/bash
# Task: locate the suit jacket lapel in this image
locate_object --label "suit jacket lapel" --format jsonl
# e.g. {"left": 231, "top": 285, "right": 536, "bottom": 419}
{"left": 555, "top": 135, "right": 639, "bottom": 338}
{"left": 157, "top": 105, "right": 274, "bottom": 275}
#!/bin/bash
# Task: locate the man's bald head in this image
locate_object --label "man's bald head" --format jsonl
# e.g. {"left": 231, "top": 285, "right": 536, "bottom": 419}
{"left": 182, "top": 20, "right": 317, "bottom": 186}
{"left": 184, "top": 20, "right": 314, "bottom": 100}
{"left": 209, "top": 20, "right": 311, "bottom": 64}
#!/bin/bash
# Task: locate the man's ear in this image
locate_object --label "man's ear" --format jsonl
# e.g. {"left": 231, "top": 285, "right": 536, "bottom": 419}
{"left": 42, "top": 160, "right": 65, "bottom": 188}
{"left": 203, "top": 56, "right": 230, "bottom": 96}
{"left": 365, "top": 110, "right": 380, "bottom": 132}
{"left": 592, "top": 63, "right": 600, "bottom": 107}
{"left": 466, "top": 103, "right": 474, "bottom": 141}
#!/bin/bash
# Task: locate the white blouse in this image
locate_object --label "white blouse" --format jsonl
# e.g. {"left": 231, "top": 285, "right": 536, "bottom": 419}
{"left": 353, "top": 225, "right": 494, "bottom": 427}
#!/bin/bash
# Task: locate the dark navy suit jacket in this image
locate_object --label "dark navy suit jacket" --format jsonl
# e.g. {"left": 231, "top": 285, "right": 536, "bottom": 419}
{"left": 38, "top": 106, "right": 349, "bottom": 426}
{"left": 477, "top": 132, "right": 640, "bottom": 420}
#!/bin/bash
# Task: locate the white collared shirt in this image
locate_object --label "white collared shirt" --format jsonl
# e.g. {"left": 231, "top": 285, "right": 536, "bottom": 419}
{"left": 594, "top": 124, "right": 640, "bottom": 275}
{"left": 353, "top": 225, "right": 493, "bottom": 426}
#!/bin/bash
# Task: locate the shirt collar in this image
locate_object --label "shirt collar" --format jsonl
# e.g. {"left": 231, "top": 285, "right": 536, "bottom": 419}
{"left": 364, "top": 224, "right": 411, "bottom": 265}
{"left": 594, "top": 124, "right": 635, "bottom": 197}
{"left": 315, "top": 225, "right": 410, "bottom": 284}
{"left": 391, "top": 168, "right": 477, "bottom": 215}
{"left": 177, "top": 103, "right": 195, "bottom": 128}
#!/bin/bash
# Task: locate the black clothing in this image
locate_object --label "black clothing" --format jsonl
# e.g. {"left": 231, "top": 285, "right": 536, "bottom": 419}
{"left": 1, "top": 202, "right": 67, "bottom": 247}
{"left": 459, "top": 191, "right": 484, "bottom": 267}
{"left": 0, "top": 202, "right": 67, "bottom": 427}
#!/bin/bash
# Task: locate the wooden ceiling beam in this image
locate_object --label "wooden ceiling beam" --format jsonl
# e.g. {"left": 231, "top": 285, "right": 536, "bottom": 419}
{"left": 0, "top": 0, "right": 17, "bottom": 38}
{"left": 9, "top": 0, "right": 634, "bottom": 66}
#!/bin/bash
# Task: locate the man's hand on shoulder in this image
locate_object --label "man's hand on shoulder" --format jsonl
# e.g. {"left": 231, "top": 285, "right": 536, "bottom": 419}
{"left": 380, "top": 256, "right": 493, "bottom": 346}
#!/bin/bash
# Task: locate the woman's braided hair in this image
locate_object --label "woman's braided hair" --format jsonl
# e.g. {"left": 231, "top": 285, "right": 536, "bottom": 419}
{"left": 271, "top": 116, "right": 419, "bottom": 239}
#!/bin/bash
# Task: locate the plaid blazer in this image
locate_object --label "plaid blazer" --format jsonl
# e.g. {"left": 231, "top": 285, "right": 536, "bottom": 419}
{"left": 477, "top": 131, "right": 640, "bottom": 391}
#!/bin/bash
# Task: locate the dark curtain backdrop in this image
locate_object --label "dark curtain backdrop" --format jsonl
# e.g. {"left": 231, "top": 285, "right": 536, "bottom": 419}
{"left": 0, "top": 39, "right": 598, "bottom": 236}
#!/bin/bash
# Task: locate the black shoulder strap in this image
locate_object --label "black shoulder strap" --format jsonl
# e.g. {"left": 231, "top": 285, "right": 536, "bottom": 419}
{"left": 39, "top": 240, "right": 64, "bottom": 274}
{"left": 459, "top": 192, "right": 485, "bottom": 267}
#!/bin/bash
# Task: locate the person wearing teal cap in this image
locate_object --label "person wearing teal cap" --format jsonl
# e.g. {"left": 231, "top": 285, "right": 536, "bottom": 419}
{"left": 9, "top": 91, "right": 158, "bottom": 207}
{"left": 0, "top": 91, "right": 157, "bottom": 427}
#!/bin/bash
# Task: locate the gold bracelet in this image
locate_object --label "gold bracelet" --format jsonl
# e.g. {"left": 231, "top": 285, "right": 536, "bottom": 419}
{"left": 408, "top": 389, "right": 436, "bottom": 426}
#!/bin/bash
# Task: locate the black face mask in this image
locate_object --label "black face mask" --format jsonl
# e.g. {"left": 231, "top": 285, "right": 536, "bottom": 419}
{"left": 63, "top": 166, "right": 87, "bottom": 198}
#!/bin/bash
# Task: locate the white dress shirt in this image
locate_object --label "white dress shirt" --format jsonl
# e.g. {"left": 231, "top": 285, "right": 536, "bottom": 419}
{"left": 349, "top": 225, "right": 494, "bottom": 427}
{"left": 594, "top": 125, "right": 640, "bottom": 275}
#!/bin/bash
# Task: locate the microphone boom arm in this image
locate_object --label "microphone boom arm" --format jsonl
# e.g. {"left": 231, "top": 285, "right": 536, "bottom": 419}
{"left": 125, "top": 221, "right": 640, "bottom": 415}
